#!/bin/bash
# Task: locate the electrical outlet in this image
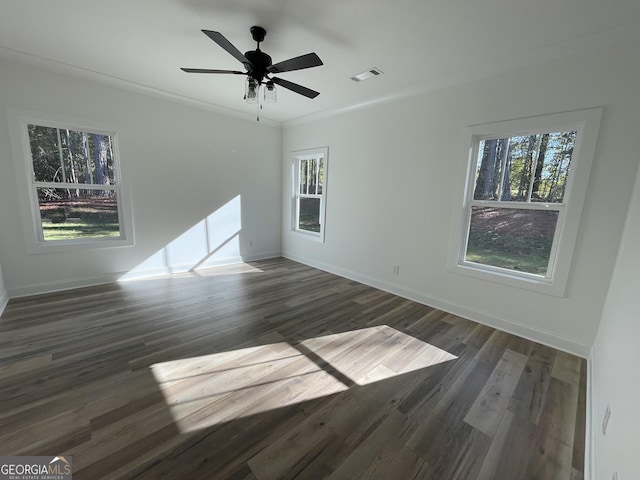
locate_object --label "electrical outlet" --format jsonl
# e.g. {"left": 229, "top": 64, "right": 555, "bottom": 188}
{"left": 603, "top": 404, "right": 612, "bottom": 435}
{"left": 392, "top": 265, "right": 400, "bottom": 275}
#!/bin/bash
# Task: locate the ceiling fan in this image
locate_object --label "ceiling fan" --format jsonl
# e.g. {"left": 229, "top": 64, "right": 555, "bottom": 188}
{"left": 181, "top": 26, "right": 323, "bottom": 105}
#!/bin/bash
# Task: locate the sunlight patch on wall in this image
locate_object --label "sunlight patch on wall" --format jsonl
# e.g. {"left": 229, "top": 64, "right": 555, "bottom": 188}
{"left": 151, "top": 325, "right": 457, "bottom": 433}
{"left": 121, "top": 195, "right": 242, "bottom": 280}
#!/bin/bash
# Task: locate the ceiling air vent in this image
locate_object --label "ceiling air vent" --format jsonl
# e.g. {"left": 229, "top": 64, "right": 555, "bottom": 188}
{"left": 350, "top": 67, "right": 384, "bottom": 82}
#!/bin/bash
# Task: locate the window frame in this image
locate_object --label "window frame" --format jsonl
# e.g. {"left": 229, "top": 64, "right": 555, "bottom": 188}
{"left": 448, "top": 108, "right": 602, "bottom": 297}
{"left": 291, "top": 147, "right": 329, "bottom": 242}
{"left": 8, "top": 109, "right": 134, "bottom": 253}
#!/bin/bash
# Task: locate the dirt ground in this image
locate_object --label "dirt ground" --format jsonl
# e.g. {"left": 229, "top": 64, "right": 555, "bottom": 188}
{"left": 470, "top": 206, "right": 557, "bottom": 240}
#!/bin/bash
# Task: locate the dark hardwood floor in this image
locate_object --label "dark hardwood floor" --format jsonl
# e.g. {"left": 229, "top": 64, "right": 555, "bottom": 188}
{"left": 0, "top": 258, "right": 586, "bottom": 479}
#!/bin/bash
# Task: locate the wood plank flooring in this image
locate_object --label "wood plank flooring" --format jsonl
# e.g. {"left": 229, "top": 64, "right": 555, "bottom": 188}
{"left": 0, "top": 258, "right": 586, "bottom": 479}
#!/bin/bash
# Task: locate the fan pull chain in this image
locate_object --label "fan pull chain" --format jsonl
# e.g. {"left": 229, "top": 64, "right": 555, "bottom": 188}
{"left": 257, "top": 94, "right": 261, "bottom": 122}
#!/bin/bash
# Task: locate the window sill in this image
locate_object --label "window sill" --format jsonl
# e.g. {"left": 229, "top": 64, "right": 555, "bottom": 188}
{"left": 292, "top": 229, "right": 325, "bottom": 243}
{"left": 27, "top": 236, "right": 135, "bottom": 254}
{"left": 450, "top": 261, "right": 566, "bottom": 297}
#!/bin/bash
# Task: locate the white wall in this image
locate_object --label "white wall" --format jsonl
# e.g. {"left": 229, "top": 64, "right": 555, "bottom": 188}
{"left": 282, "top": 38, "right": 640, "bottom": 356}
{"left": 591, "top": 155, "right": 640, "bottom": 479}
{"left": 0, "top": 58, "right": 282, "bottom": 296}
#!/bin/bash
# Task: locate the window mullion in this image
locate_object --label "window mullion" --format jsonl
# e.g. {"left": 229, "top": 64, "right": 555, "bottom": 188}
{"left": 34, "top": 181, "right": 117, "bottom": 191}
{"left": 470, "top": 199, "right": 562, "bottom": 211}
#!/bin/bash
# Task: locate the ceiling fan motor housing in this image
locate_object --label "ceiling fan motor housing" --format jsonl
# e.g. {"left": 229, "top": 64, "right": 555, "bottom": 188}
{"left": 244, "top": 50, "right": 272, "bottom": 82}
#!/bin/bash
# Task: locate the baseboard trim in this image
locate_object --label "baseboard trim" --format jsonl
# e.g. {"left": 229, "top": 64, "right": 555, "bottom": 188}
{"left": 7, "top": 251, "right": 282, "bottom": 298}
{"left": 585, "top": 345, "right": 596, "bottom": 480}
{"left": 6, "top": 250, "right": 589, "bottom": 357}
{"left": 283, "top": 253, "right": 591, "bottom": 358}
{"left": 0, "top": 290, "right": 9, "bottom": 317}
{"left": 8, "top": 272, "right": 124, "bottom": 299}
{"left": 241, "top": 251, "right": 282, "bottom": 263}
{"left": 120, "top": 252, "right": 281, "bottom": 281}
{"left": 119, "top": 255, "right": 246, "bottom": 281}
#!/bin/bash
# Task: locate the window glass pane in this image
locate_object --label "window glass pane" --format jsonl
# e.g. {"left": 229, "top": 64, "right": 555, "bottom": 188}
{"left": 317, "top": 158, "right": 324, "bottom": 195}
{"left": 299, "top": 159, "right": 308, "bottom": 195}
{"left": 501, "top": 135, "right": 537, "bottom": 202}
{"left": 37, "top": 188, "right": 121, "bottom": 241}
{"left": 82, "top": 132, "right": 117, "bottom": 186}
{"left": 297, "top": 197, "right": 321, "bottom": 233}
{"left": 465, "top": 206, "right": 558, "bottom": 275}
{"left": 28, "top": 125, "right": 116, "bottom": 186}
{"left": 531, "top": 131, "right": 576, "bottom": 203}
{"left": 474, "top": 132, "right": 576, "bottom": 204}
{"left": 308, "top": 158, "right": 317, "bottom": 195}
{"left": 29, "top": 124, "right": 63, "bottom": 183}
{"left": 473, "top": 138, "right": 506, "bottom": 200}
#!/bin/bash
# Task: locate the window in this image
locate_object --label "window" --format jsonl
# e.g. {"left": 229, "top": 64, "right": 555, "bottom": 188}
{"left": 292, "top": 147, "right": 328, "bottom": 241}
{"left": 9, "top": 110, "right": 133, "bottom": 252}
{"left": 450, "top": 109, "right": 602, "bottom": 296}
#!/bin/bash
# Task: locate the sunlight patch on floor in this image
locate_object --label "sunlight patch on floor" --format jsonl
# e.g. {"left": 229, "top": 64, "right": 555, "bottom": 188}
{"left": 194, "top": 262, "right": 265, "bottom": 276}
{"left": 301, "top": 325, "right": 458, "bottom": 385}
{"left": 151, "top": 326, "right": 457, "bottom": 433}
{"left": 152, "top": 342, "right": 348, "bottom": 433}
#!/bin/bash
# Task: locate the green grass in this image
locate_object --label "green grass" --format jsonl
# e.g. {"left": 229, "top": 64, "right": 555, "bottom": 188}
{"left": 466, "top": 231, "right": 551, "bottom": 275}
{"left": 39, "top": 197, "right": 120, "bottom": 241}
{"left": 42, "top": 221, "right": 120, "bottom": 241}
{"left": 465, "top": 250, "right": 548, "bottom": 275}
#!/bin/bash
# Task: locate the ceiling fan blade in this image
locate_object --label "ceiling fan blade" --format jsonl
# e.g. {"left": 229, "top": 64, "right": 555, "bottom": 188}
{"left": 271, "top": 77, "right": 320, "bottom": 99}
{"left": 202, "top": 30, "right": 251, "bottom": 66}
{"left": 181, "top": 68, "right": 246, "bottom": 75}
{"left": 267, "top": 53, "right": 323, "bottom": 74}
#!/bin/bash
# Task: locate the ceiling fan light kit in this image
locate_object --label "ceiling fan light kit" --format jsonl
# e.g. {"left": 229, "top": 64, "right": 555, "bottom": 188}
{"left": 264, "top": 81, "right": 277, "bottom": 103}
{"left": 181, "top": 26, "right": 323, "bottom": 120}
{"left": 245, "top": 77, "right": 259, "bottom": 104}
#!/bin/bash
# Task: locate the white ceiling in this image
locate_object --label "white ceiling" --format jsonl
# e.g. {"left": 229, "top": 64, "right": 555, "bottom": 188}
{"left": 1, "top": 0, "right": 640, "bottom": 123}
